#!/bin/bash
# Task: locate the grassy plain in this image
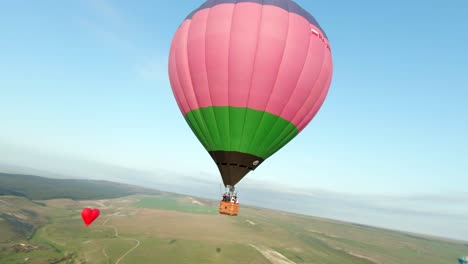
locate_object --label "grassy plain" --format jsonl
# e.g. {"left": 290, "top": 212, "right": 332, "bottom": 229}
{"left": 1, "top": 193, "right": 467, "bottom": 264}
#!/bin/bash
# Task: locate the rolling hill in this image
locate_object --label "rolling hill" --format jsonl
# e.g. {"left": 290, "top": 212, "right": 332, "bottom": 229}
{"left": 0, "top": 172, "right": 161, "bottom": 200}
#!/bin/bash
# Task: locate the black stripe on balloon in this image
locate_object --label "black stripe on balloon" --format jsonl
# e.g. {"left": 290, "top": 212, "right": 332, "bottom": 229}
{"left": 209, "top": 150, "right": 264, "bottom": 186}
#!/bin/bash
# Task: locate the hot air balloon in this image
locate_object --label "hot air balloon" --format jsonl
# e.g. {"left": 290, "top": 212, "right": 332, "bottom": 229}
{"left": 168, "top": 0, "right": 333, "bottom": 216}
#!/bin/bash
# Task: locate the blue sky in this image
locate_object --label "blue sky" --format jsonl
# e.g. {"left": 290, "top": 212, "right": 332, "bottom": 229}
{"left": 1, "top": 0, "right": 468, "bottom": 238}
{"left": 0, "top": 0, "right": 468, "bottom": 239}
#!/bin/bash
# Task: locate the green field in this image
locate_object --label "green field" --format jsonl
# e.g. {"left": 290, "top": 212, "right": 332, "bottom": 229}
{"left": 1, "top": 193, "right": 467, "bottom": 264}
{"left": 1, "top": 174, "right": 467, "bottom": 264}
{"left": 134, "top": 196, "right": 218, "bottom": 215}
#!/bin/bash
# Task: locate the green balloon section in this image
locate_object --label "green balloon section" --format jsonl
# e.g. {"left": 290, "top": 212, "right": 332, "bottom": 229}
{"left": 185, "top": 106, "right": 298, "bottom": 160}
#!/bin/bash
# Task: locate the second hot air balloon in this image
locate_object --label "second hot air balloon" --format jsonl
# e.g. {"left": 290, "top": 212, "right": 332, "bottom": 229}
{"left": 168, "top": 0, "right": 333, "bottom": 216}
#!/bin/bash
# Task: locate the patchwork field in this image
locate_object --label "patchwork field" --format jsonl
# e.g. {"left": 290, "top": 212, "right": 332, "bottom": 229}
{"left": 1, "top": 193, "right": 467, "bottom": 264}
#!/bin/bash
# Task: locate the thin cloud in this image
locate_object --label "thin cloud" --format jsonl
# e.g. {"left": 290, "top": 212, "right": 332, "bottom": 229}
{"left": 136, "top": 57, "right": 169, "bottom": 83}
{"left": 81, "top": 0, "right": 125, "bottom": 27}
{"left": 75, "top": 0, "right": 134, "bottom": 52}
{"left": 77, "top": 18, "right": 128, "bottom": 48}
{"left": 76, "top": 1, "right": 169, "bottom": 83}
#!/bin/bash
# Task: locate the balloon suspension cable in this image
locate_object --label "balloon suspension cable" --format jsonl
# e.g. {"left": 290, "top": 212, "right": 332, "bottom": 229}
{"left": 223, "top": 185, "right": 237, "bottom": 202}
{"left": 225, "top": 185, "right": 235, "bottom": 196}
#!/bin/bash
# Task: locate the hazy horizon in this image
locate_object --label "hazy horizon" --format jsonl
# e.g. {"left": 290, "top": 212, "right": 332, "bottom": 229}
{"left": 2, "top": 143, "right": 467, "bottom": 242}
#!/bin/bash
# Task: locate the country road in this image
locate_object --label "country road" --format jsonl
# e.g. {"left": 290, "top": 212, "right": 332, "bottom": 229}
{"left": 102, "top": 214, "right": 141, "bottom": 264}
{"left": 115, "top": 237, "right": 141, "bottom": 264}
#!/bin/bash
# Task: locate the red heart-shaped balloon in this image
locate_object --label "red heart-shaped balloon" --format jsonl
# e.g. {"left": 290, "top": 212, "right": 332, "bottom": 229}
{"left": 81, "top": 208, "right": 100, "bottom": 227}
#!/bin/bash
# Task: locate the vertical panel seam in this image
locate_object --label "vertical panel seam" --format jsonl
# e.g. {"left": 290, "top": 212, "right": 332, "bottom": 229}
{"left": 258, "top": 13, "right": 312, "bottom": 157}
{"left": 244, "top": 2, "right": 291, "bottom": 154}
{"left": 173, "top": 23, "right": 210, "bottom": 150}
{"left": 266, "top": 46, "right": 329, "bottom": 156}
{"left": 186, "top": 17, "right": 217, "bottom": 149}
{"left": 239, "top": 0, "right": 264, "bottom": 153}
{"left": 227, "top": 2, "right": 240, "bottom": 152}
{"left": 204, "top": 6, "right": 223, "bottom": 151}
